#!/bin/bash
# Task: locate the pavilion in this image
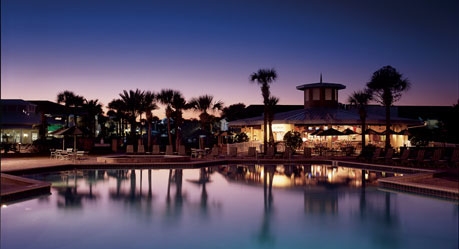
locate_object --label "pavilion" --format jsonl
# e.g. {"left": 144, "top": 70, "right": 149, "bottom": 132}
{"left": 228, "top": 75, "right": 422, "bottom": 152}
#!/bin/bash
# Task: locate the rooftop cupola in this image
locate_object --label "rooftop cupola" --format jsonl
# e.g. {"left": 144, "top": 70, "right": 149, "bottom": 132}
{"left": 296, "top": 74, "right": 346, "bottom": 108}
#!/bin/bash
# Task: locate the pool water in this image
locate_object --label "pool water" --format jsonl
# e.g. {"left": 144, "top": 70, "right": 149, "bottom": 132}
{"left": 2, "top": 165, "right": 458, "bottom": 249}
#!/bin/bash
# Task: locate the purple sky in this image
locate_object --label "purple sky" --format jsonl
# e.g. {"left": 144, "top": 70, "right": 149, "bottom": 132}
{"left": 2, "top": 0, "right": 458, "bottom": 118}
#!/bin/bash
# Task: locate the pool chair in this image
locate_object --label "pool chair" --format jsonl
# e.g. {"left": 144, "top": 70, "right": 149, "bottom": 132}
{"left": 246, "top": 147, "right": 257, "bottom": 158}
{"left": 165, "top": 145, "right": 173, "bottom": 155}
{"left": 392, "top": 149, "right": 410, "bottom": 166}
{"left": 152, "top": 145, "right": 160, "bottom": 155}
{"left": 126, "top": 145, "right": 134, "bottom": 154}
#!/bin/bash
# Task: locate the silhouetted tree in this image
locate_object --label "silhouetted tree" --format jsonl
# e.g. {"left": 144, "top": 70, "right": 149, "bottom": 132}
{"left": 188, "top": 94, "right": 223, "bottom": 132}
{"left": 250, "top": 68, "right": 277, "bottom": 154}
{"left": 367, "top": 65, "right": 410, "bottom": 149}
{"left": 348, "top": 89, "right": 373, "bottom": 150}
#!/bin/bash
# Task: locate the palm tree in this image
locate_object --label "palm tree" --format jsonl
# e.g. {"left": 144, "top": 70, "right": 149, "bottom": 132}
{"left": 366, "top": 65, "right": 411, "bottom": 149}
{"left": 157, "top": 89, "right": 181, "bottom": 148}
{"left": 188, "top": 94, "right": 223, "bottom": 132}
{"left": 348, "top": 89, "right": 373, "bottom": 151}
{"left": 250, "top": 68, "right": 278, "bottom": 154}
{"left": 56, "top": 90, "right": 85, "bottom": 127}
{"left": 266, "top": 96, "right": 279, "bottom": 146}
{"left": 171, "top": 92, "right": 188, "bottom": 151}
{"left": 117, "top": 89, "right": 145, "bottom": 146}
{"left": 83, "top": 99, "right": 103, "bottom": 137}
{"left": 107, "top": 99, "right": 127, "bottom": 137}
{"left": 141, "top": 91, "right": 158, "bottom": 151}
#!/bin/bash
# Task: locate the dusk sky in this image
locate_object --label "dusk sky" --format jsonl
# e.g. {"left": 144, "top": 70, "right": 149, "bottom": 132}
{"left": 2, "top": 0, "right": 458, "bottom": 118}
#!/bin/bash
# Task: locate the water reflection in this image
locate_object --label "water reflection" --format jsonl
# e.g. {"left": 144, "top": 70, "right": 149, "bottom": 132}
{"left": 12, "top": 165, "right": 455, "bottom": 249}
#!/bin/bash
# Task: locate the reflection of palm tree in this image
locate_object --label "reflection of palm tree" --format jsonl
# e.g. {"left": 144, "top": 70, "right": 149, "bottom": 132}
{"left": 257, "top": 165, "right": 275, "bottom": 245}
{"left": 367, "top": 65, "right": 411, "bottom": 149}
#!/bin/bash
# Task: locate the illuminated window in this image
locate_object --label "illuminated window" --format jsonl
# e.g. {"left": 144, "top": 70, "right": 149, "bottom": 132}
{"left": 325, "top": 89, "right": 332, "bottom": 100}
{"left": 312, "top": 88, "right": 320, "bottom": 100}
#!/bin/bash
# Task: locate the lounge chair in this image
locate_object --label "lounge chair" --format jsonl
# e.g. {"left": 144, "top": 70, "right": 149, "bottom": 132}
{"left": 392, "top": 149, "right": 410, "bottom": 166}
{"left": 246, "top": 147, "right": 256, "bottom": 158}
{"left": 407, "top": 149, "right": 425, "bottom": 167}
{"left": 448, "top": 149, "right": 459, "bottom": 168}
{"left": 165, "top": 145, "right": 173, "bottom": 155}
{"left": 126, "top": 145, "right": 134, "bottom": 154}
{"left": 152, "top": 145, "right": 160, "bottom": 154}
{"left": 137, "top": 145, "right": 145, "bottom": 154}
{"left": 228, "top": 147, "right": 238, "bottom": 157}
{"left": 370, "top": 147, "right": 382, "bottom": 163}
{"left": 178, "top": 145, "right": 186, "bottom": 156}
{"left": 303, "top": 147, "right": 312, "bottom": 158}
{"left": 376, "top": 148, "right": 394, "bottom": 164}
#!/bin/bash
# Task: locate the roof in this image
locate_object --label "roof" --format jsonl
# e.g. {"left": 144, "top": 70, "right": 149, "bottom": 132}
{"left": 229, "top": 107, "right": 422, "bottom": 126}
{"left": 296, "top": 82, "right": 346, "bottom": 91}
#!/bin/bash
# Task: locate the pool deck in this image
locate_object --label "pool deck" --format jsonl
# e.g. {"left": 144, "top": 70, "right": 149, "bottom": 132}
{"left": 1, "top": 154, "right": 458, "bottom": 203}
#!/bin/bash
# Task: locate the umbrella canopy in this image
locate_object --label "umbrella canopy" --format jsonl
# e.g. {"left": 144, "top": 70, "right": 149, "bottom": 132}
{"left": 317, "top": 128, "right": 345, "bottom": 136}
{"left": 310, "top": 128, "right": 324, "bottom": 136}
{"left": 398, "top": 129, "right": 411, "bottom": 135}
{"left": 52, "top": 126, "right": 86, "bottom": 136}
{"left": 342, "top": 128, "right": 358, "bottom": 135}
{"left": 381, "top": 129, "right": 398, "bottom": 135}
{"left": 364, "top": 128, "right": 381, "bottom": 135}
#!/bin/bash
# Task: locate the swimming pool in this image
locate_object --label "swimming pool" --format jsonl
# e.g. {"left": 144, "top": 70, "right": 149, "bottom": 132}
{"left": 2, "top": 165, "right": 458, "bottom": 249}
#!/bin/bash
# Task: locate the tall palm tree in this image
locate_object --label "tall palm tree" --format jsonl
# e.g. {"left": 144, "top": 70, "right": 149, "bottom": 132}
{"left": 366, "top": 65, "right": 411, "bottom": 149}
{"left": 188, "top": 94, "right": 223, "bottom": 132}
{"left": 348, "top": 89, "right": 373, "bottom": 151}
{"left": 250, "top": 68, "right": 278, "bottom": 154}
{"left": 117, "top": 89, "right": 145, "bottom": 146}
{"left": 107, "top": 99, "right": 127, "bottom": 137}
{"left": 157, "top": 89, "right": 181, "bottom": 148}
{"left": 141, "top": 91, "right": 158, "bottom": 151}
{"left": 266, "top": 96, "right": 279, "bottom": 146}
{"left": 56, "top": 90, "right": 85, "bottom": 127}
{"left": 83, "top": 99, "right": 103, "bottom": 137}
{"left": 171, "top": 92, "right": 188, "bottom": 151}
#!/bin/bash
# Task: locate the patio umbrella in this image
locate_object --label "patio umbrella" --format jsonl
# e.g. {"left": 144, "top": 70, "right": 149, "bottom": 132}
{"left": 398, "top": 129, "right": 411, "bottom": 136}
{"left": 342, "top": 128, "right": 358, "bottom": 135}
{"left": 363, "top": 128, "right": 381, "bottom": 135}
{"left": 310, "top": 128, "right": 324, "bottom": 136}
{"left": 316, "top": 128, "right": 345, "bottom": 136}
{"left": 53, "top": 126, "right": 87, "bottom": 152}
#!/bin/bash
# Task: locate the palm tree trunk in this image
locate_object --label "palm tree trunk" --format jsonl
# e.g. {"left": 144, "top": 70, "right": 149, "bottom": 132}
{"left": 263, "top": 108, "right": 268, "bottom": 154}
{"left": 385, "top": 106, "right": 391, "bottom": 149}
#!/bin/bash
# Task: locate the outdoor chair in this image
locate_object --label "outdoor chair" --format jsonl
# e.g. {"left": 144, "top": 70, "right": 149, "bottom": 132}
{"left": 246, "top": 147, "right": 257, "bottom": 158}
{"left": 265, "top": 147, "right": 275, "bottom": 159}
{"left": 126, "top": 145, "right": 134, "bottom": 154}
{"left": 303, "top": 147, "right": 312, "bottom": 158}
{"left": 228, "top": 147, "right": 238, "bottom": 157}
{"left": 407, "top": 149, "right": 425, "bottom": 167}
{"left": 376, "top": 148, "right": 394, "bottom": 164}
{"left": 152, "top": 145, "right": 160, "bottom": 154}
{"left": 165, "top": 145, "right": 174, "bottom": 155}
{"left": 178, "top": 145, "right": 186, "bottom": 156}
{"left": 392, "top": 149, "right": 410, "bottom": 166}
{"left": 137, "top": 145, "right": 145, "bottom": 154}
{"left": 448, "top": 149, "right": 459, "bottom": 168}
{"left": 423, "top": 148, "right": 444, "bottom": 168}
{"left": 370, "top": 147, "right": 382, "bottom": 163}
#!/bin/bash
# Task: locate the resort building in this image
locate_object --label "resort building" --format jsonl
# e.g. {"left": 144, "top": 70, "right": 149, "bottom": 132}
{"left": 228, "top": 76, "right": 422, "bottom": 152}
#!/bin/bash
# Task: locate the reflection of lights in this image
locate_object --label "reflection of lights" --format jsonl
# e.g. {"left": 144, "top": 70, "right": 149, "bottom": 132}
{"left": 2, "top": 204, "right": 7, "bottom": 208}
{"left": 365, "top": 172, "right": 369, "bottom": 180}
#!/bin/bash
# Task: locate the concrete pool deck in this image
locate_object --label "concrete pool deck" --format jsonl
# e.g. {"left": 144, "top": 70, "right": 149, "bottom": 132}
{"left": 1, "top": 154, "right": 458, "bottom": 203}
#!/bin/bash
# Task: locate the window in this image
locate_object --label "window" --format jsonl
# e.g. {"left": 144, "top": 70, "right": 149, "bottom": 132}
{"left": 325, "top": 89, "right": 332, "bottom": 100}
{"left": 312, "top": 88, "right": 320, "bottom": 100}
